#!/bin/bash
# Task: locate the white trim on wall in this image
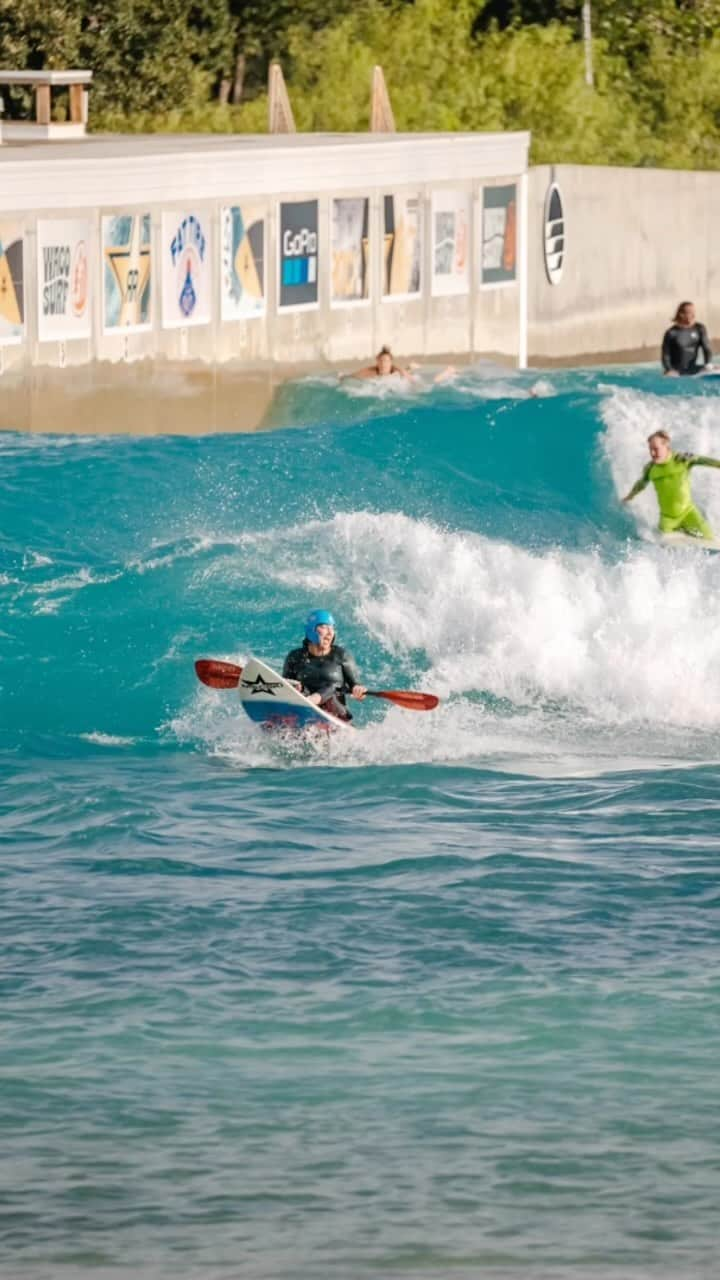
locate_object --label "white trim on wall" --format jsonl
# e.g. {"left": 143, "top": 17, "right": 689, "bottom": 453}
{"left": 518, "top": 172, "right": 529, "bottom": 369}
{"left": 0, "top": 134, "right": 531, "bottom": 216}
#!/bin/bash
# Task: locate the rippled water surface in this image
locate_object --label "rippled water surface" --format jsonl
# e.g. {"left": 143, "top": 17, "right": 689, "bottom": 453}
{"left": 2, "top": 364, "right": 720, "bottom": 1278}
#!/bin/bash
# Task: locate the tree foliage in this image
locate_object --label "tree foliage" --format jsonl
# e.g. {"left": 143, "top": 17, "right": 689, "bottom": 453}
{"left": 2, "top": 0, "right": 720, "bottom": 168}
{"left": 0, "top": 0, "right": 234, "bottom": 115}
{"left": 229, "top": 0, "right": 653, "bottom": 164}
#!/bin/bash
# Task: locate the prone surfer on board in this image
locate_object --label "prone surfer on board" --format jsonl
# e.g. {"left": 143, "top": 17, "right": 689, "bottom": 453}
{"left": 283, "top": 610, "right": 366, "bottom": 722}
{"left": 343, "top": 345, "right": 414, "bottom": 381}
{"left": 343, "top": 345, "right": 457, "bottom": 385}
{"left": 622, "top": 429, "right": 720, "bottom": 540}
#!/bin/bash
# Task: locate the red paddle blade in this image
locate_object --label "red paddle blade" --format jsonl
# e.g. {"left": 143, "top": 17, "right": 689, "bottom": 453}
{"left": 367, "top": 690, "right": 439, "bottom": 711}
{"left": 195, "top": 659, "right": 243, "bottom": 689}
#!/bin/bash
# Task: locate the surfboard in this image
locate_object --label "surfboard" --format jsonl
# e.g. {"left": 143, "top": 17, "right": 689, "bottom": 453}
{"left": 237, "top": 657, "right": 352, "bottom": 732}
{"left": 660, "top": 532, "right": 720, "bottom": 552}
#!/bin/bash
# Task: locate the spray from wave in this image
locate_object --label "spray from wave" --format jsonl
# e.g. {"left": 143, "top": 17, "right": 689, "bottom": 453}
{"left": 175, "top": 500, "right": 720, "bottom": 771}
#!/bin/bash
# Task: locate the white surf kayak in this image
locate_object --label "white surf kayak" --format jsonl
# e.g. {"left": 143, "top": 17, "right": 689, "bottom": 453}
{"left": 238, "top": 657, "right": 352, "bottom": 732}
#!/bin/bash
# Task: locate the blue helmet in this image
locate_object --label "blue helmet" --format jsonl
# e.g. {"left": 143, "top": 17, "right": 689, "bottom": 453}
{"left": 305, "top": 608, "right": 336, "bottom": 645}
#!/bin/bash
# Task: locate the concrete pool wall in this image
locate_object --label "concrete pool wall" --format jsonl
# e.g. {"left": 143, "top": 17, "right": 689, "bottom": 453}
{"left": 0, "top": 131, "right": 529, "bottom": 430}
{"left": 2, "top": 132, "right": 718, "bottom": 432}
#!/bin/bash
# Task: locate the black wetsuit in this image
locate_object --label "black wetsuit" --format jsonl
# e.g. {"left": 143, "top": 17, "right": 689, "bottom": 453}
{"left": 661, "top": 323, "right": 712, "bottom": 375}
{"left": 282, "top": 642, "right": 360, "bottom": 720}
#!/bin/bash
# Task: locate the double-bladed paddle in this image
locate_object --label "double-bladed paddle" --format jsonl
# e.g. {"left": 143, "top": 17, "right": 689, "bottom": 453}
{"left": 194, "top": 659, "right": 439, "bottom": 711}
{"left": 195, "top": 658, "right": 242, "bottom": 689}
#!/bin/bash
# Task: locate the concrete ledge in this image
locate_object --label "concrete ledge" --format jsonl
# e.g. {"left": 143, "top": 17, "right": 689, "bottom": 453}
{"left": 0, "top": 351, "right": 514, "bottom": 435}
{"left": 0, "top": 70, "right": 93, "bottom": 86}
{"left": 0, "top": 360, "right": 280, "bottom": 435}
{"left": 0, "top": 130, "right": 529, "bottom": 210}
{"left": 527, "top": 345, "right": 661, "bottom": 369}
{"left": 0, "top": 121, "right": 87, "bottom": 142}
{"left": 0, "top": 347, "right": 659, "bottom": 438}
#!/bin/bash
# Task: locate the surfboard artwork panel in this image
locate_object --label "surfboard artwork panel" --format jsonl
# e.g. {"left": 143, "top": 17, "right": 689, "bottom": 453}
{"left": 331, "top": 198, "right": 370, "bottom": 306}
{"left": 481, "top": 184, "right": 517, "bottom": 286}
{"left": 383, "top": 193, "right": 422, "bottom": 299}
{"left": 36, "top": 219, "right": 92, "bottom": 342}
{"left": 161, "top": 211, "right": 211, "bottom": 329}
{"left": 543, "top": 183, "right": 565, "bottom": 286}
{"left": 0, "top": 221, "right": 25, "bottom": 346}
{"left": 431, "top": 190, "right": 470, "bottom": 297}
{"left": 221, "top": 205, "right": 265, "bottom": 321}
{"left": 102, "top": 213, "right": 152, "bottom": 333}
{"left": 278, "top": 200, "right": 319, "bottom": 311}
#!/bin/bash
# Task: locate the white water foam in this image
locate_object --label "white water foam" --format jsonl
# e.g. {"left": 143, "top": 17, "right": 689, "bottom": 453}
{"left": 339, "top": 374, "right": 429, "bottom": 401}
{"left": 451, "top": 371, "right": 557, "bottom": 401}
{"left": 126, "top": 534, "right": 217, "bottom": 575}
{"left": 22, "top": 565, "right": 124, "bottom": 612}
{"left": 79, "top": 732, "right": 138, "bottom": 748}
{"left": 178, "top": 501, "right": 720, "bottom": 770}
{"left": 0, "top": 431, "right": 116, "bottom": 454}
{"left": 332, "top": 362, "right": 555, "bottom": 403}
{"left": 169, "top": 682, "right": 286, "bottom": 769}
{"left": 22, "top": 551, "right": 53, "bottom": 568}
{"left": 6, "top": 534, "right": 227, "bottom": 616}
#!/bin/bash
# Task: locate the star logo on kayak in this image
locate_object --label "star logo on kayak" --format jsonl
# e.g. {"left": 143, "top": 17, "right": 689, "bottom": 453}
{"left": 241, "top": 674, "right": 283, "bottom": 696}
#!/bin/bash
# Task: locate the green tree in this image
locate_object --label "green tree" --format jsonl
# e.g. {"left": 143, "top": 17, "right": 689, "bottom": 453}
{"left": 4, "top": 0, "right": 720, "bottom": 168}
{"left": 0, "top": 0, "right": 236, "bottom": 118}
{"left": 476, "top": 0, "right": 574, "bottom": 28}
{"left": 0, "top": 0, "right": 82, "bottom": 116}
{"left": 0, "top": 0, "right": 83, "bottom": 68}
{"left": 222, "top": 0, "right": 366, "bottom": 102}
{"left": 84, "top": 0, "right": 235, "bottom": 117}
{"left": 232, "top": 0, "right": 651, "bottom": 164}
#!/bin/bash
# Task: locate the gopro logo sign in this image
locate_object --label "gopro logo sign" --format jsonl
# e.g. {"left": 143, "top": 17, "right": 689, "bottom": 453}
{"left": 279, "top": 201, "right": 319, "bottom": 307}
{"left": 282, "top": 228, "right": 318, "bottom": 257}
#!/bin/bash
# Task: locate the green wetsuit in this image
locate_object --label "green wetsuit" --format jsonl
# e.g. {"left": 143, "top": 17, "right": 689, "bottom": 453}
{"left": 626, "top": 451, "right": 720, "bottom": 538}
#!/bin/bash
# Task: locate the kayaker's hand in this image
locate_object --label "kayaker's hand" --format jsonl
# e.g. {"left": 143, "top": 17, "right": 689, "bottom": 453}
{"left": 307, "top": 692, "right": 322, "bottom": 705}
{"left": 351, "top": 685, "right": 366, "bottom": 700}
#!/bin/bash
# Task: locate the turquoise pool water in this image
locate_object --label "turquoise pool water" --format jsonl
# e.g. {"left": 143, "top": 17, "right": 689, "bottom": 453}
{"left": 2, "top": 363, "right": 720, "bottom": 1278}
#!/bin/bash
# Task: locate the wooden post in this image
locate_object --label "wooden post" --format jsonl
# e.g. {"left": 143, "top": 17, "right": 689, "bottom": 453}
{"left": 268, "top": 62, "right": 296, "bottom": 134}
{"left": 370, "top": 66, "right": 395, "bottom": 132}
{"left": 35, "top": 83, "right": 51, "bottom": 126}
{"left": 69, "top": 83, "right": 84, "bottom": 123}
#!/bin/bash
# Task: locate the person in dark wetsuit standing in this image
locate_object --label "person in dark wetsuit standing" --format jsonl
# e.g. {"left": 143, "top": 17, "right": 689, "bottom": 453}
{"left": 283, "top": 609, "right": 366, "bottom": 721}
{"left": 661, "top": 301, "right": 713, "bottom": 376}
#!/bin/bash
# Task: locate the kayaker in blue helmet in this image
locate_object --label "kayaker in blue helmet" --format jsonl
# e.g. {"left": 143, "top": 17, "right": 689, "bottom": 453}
{"left": 283, "top": 609, "right": 366, "bottom": 721}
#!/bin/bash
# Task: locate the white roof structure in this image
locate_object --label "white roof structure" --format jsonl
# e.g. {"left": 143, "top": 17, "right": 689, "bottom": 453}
{"left": 0, "top": 130, "right": 530, "bottom": 213}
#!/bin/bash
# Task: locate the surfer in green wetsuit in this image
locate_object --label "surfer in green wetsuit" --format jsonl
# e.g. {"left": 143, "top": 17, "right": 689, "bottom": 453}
{"left": 622, "top": 430, "right": 720, "bottom": 539}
